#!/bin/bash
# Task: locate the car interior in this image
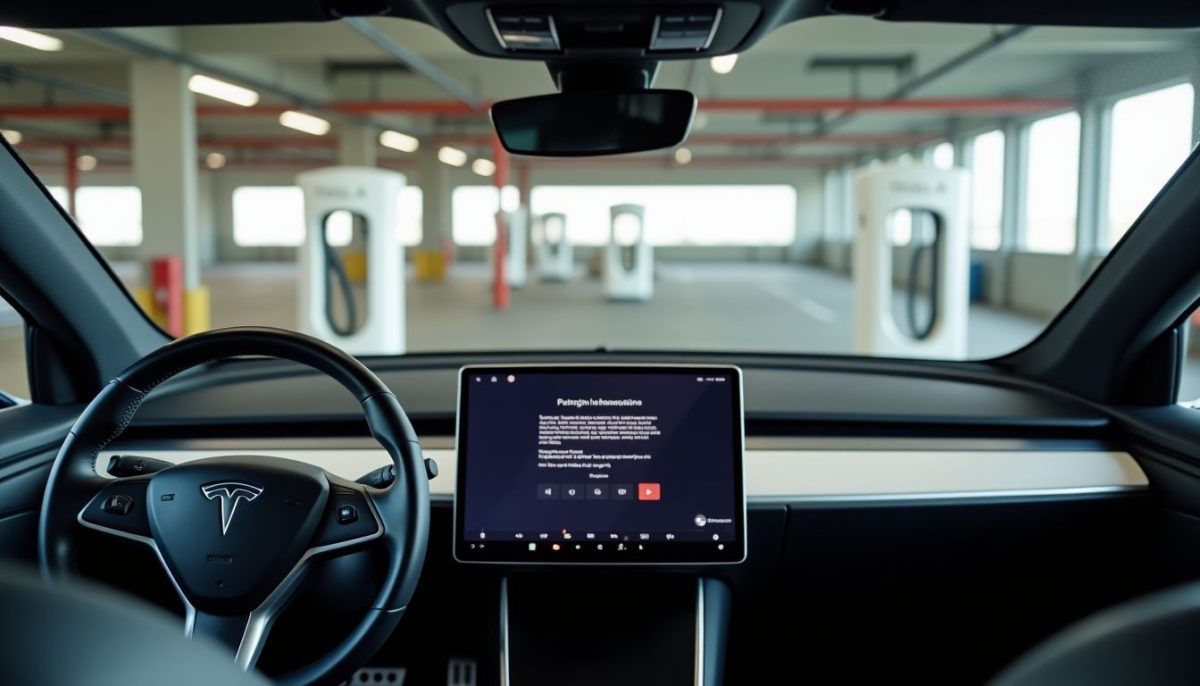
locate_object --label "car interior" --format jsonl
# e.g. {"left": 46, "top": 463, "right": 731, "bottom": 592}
{"left": 2, "top": 1, "right": 1200, "bottom": 685}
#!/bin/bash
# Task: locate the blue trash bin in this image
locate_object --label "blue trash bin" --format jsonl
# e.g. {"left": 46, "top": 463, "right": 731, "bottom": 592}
{"left": 969, "top": 259, "right": 986, "bottom": 303}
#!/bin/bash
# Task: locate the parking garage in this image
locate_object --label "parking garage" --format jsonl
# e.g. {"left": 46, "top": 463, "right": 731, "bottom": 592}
{"left": 0, "top": 18, "right": 1198, "bottom": 400}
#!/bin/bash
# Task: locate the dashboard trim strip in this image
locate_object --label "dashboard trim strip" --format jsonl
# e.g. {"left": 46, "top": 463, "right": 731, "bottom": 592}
{"left": 98, "top": 448, "right": 1148, "bottom": 504}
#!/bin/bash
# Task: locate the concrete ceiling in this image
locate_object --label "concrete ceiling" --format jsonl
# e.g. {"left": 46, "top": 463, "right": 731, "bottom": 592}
{"left": 0, "top": 16, "right": 1196, "bottom": 168}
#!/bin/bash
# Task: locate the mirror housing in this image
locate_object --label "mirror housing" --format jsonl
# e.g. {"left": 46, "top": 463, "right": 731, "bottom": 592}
{"left": 490, "top": 89, "right": 696, "bottom": 157}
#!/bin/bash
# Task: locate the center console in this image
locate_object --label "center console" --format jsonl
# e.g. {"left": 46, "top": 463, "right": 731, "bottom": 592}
{"left": 454, "top": 365, "right": 745, "bottom": 685}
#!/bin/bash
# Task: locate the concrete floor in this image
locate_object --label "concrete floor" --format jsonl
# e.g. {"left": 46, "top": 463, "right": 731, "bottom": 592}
{"left": 2, "top": 261, "right": 1198, "bottom": 401}
{"left": 187, "top": 261, "right": 1045, "bottom": 356}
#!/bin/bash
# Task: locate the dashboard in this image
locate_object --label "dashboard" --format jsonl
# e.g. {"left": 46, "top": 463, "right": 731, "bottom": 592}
{"left": 72, "top": 354, "right": 1150, "bottom": 683}
{"left": 125, "top": 352, "right": 1108, "bottom": 433}
{"left": 96, "top": 353, "right": 1147, "bottom": 522}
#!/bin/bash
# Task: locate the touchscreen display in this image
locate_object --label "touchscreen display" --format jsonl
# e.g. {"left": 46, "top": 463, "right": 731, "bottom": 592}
{"left": 454, "top": 365, "right": 745, "bottom": 564}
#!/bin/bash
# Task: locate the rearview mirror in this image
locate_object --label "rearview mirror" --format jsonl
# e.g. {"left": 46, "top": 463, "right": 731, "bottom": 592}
{"left": 491, "top": 90, "right": 696, "bottom": 157}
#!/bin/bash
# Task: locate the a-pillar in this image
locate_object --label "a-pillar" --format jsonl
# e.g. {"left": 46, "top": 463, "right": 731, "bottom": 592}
{"left": 337, "top": 122, "right": 377, "bottom": 168}
{"left": 130, "top": 60, "right": 207, "bottom": 335}
{"left": 416, "top": 143, "right": 452, "bottom": 280}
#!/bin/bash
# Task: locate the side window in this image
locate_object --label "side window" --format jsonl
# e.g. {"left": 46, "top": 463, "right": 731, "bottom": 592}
{"left": 1181, "top": 304, "right": 1200, "bottom": 405}
{"left": 0, "top": 295, "right": 26, "bottom": 402}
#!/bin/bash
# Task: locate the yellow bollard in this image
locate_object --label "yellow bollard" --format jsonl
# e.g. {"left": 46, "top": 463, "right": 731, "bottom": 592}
{"left": 184, "top": 286, "right": 211, "bottom": 335}
{"left": 132, "top": 287, "right": 165, "bottom": 329}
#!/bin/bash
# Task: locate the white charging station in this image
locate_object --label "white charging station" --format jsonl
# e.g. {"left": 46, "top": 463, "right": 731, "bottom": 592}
{"left": 535, "top": 212, "right": 574, "bottom": 282}
{"left": 853, "top": 164, "right": 969, "bottom": 359}
{"left": 297, "top": 166, "right": 406, "bottom": 355}
{"left": 491, "top": 206, "right": 528, "bottom": 289}
{"left": 604, "top": 204, "right": 654, "bottom": 301}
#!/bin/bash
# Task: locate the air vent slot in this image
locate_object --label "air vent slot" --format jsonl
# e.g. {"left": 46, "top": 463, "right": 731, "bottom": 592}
{"left": 487, "top": 9, "right": 561, "bottom": 52}
{"left": 650, "top": 7, "right": 722, "bottom": 52}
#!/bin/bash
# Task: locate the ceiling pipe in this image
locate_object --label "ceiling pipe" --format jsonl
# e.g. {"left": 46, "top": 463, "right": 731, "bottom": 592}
{"left": 28, "top": 154, "right": 848, "bottom": 175}
{"left": 698, "top": 97, "right": 1070, "bottom": 113}
{"left": 819, "top": 25, "right": 1036, "bottom": 135}
{"left": 433, "top": 131, "right": 946, "bottom": 146}
{"left": 343, "top": 17, "right": 482, "bottom": 110}
{"left": 0, "top": 97, "right": 1074, "bottom": 121}
{"left": 332, "top": 97, "right": 1073, "bottom": 116}
{"left": 77, "top": 28, "right": 328, "bottom": 111}
{"left": 0, "top": 65, "right": 128, "bottom": 105}
{"left": 14, "top": 131, "right": 951, "bottom": 154}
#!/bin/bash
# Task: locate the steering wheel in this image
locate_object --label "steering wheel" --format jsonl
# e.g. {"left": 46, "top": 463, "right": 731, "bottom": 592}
{"left": 37, "top": 327, "right": 430, "bottom": 685}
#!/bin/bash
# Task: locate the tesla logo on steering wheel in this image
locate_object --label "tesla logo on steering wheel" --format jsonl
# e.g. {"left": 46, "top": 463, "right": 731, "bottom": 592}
{"left": 201, "top": 481, "right": 264, "bottom": 535}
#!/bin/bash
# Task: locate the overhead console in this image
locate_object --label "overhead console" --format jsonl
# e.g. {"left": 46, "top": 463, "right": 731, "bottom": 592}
{"left": 445, "top": 2, "right": 762, "bottom": 60}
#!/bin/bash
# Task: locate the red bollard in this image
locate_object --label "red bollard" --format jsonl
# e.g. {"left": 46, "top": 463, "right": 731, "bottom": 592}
{"left": 151, "top": 255, "right": 184, "bottom": 337}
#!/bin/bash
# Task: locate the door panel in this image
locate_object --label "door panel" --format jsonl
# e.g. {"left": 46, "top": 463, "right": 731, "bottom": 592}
{"left": 0, "top": 404, "right": 78, "bottom": 563}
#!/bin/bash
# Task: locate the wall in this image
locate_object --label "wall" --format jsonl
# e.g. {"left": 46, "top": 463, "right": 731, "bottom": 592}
{"left": 1007, "top": 252, "right": 1076, "bottom": 317}
{"left": 201, "top": 162, "right": 826, "bottom": 265}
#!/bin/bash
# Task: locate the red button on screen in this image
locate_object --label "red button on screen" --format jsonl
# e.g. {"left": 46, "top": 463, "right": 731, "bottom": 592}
{"left": 637, "top": 483, "right": 661, "bottom": 501}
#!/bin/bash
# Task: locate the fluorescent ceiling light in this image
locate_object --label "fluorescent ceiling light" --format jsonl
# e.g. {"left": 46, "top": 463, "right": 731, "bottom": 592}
{"left": 379, "top": 130, "right": 420, "bottom": 152}
{"left": 472, "top": 158, "right": 496, "bottom": 176}
{"left": 674, "top": 147, "right": 692, "bottom": 165}
{"left": 438, "top": 146, "right": 468, "bottom": 167}
{"left": 279, "top": 110, "right": 330, "bottom": 136}
{"left": 188, "top": 74, "right": 259, "bottom": 107}
{"left": 710, "top": 53, "right": 738, "bottom": 75}
{"left": 76, "top": 154, "right": 97, "bottom": 172}
{"left": 205, "top": 152, "right": 227, "bottom": 169}
{"left": 0, "top": 27, "right": 63, "bottom": 52}
{"left": 0, "top": 129, "right": 22, "bottom": 145}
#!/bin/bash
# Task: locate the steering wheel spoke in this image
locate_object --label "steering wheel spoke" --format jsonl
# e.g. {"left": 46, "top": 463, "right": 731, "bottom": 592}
{"left": 77, "top": 475, "right": 154, "bottom": 541}
{"left": 185, "top": 483, "right": 382, "bottom": 671}
{"left": 310, "top": 484, "right": 385, "bottom": 552}
{"left": 190, "top": 602, "right": 292, "bottom": 672}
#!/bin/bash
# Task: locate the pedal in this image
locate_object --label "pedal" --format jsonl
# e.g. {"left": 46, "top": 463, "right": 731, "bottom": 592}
{"left": 447, "top": 658, "right": 477, "bottom": 686}
{"left": 346, "top": 667, "right": 406, "bottom": 685}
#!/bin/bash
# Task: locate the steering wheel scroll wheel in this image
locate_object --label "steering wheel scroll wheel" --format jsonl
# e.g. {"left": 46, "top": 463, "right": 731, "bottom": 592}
{"left": 38, "top": 327, "right": 431, "bottom": 686}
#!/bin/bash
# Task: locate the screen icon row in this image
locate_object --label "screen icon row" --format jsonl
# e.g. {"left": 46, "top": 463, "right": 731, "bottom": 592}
{"left": 537, "top": 483, "right": 660, "bottom": 501}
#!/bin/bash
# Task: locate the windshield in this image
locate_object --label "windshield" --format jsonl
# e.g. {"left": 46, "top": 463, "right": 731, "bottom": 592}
{"left": 0, "top": 18, "right": 1198, "bottom": 397}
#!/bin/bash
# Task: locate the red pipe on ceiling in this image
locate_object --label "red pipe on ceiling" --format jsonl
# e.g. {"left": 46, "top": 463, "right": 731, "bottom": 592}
{"left": 0, "top": 97, "right": 1075, "bottom": 121}
{"left": 27, "top": 154, "right": 847, "bottom": 175}
{"left": 15, "top": 132, "right": 945, "bottom": 155}
{"left": 434, "top": 132, "right": 946, "bottom": 147}
{"left": 696, "top": 98, "right": 1075, "bottom": 113}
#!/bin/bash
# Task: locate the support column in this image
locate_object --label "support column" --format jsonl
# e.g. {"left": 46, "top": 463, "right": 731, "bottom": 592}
{"left": 64, "top": 142, "right": 78, "bottom": 217}
{"left": 491, "top": 133, "right": 510, "bottom": 310}
{"left": 1073, "top": 98, "right": 1110, "bottom": 289}
{"left": 416, "top": 144, "right": 451, "bottom": 280}
{"left": 131, "top": 60, "right": 207, "bottom": 334}
{"left": 1191, "top": 63, "right": 1200, "bottom": 147}
{"left": 997, "top": 119, "right": 1027, "bottom": 308}
{"left": 516, "top": 162, "right": 532, "bottom": 209}
{"left": 336, "top": 123, "right": 377, "bottom": 167}
{"left": 840, "top": 164, "right": 855, "bottom": 272}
